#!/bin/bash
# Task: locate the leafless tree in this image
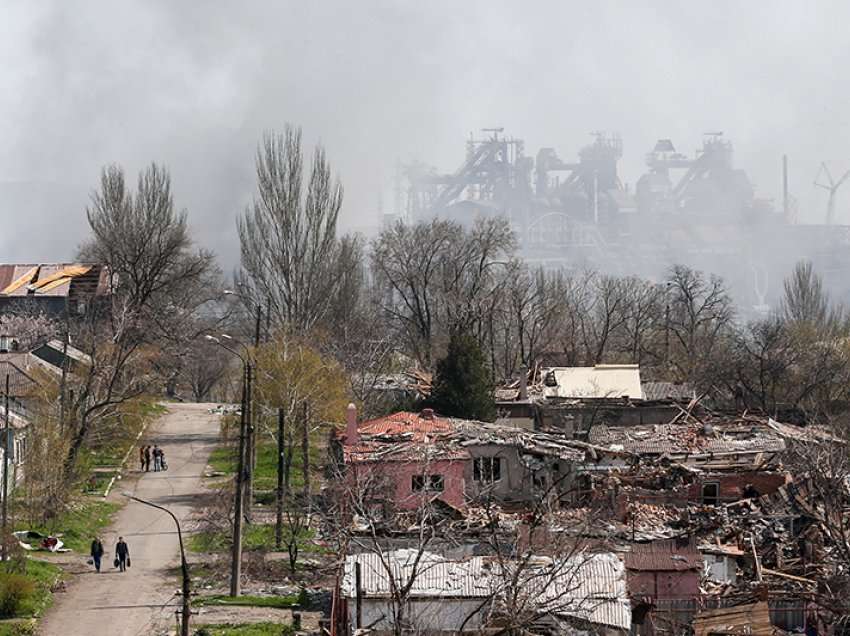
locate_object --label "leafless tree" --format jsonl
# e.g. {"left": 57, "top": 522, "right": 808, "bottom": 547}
{"left": 371, "top": 218, "right": 516, "bottom": 367}
{"left": 237, "top": 126, "right": 358, "bottom": 334}
{"left": 665, "top": 265, "right": 734, "bottom": 383}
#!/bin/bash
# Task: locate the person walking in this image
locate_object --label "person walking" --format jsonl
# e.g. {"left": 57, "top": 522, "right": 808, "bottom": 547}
{"left": 139, "top": 445, "right": 145, "bottom": 471}
{"left": 89, "top": 537, "right": 104, "bottom": 573}
{"left": 144, "top": 446, "right": 151, "bottom": 472}
{"left": 115, "top": 536, "right": 130, "bottom": 572}
{"left": 153, "top": 445, "right": 161, "bottom": 472}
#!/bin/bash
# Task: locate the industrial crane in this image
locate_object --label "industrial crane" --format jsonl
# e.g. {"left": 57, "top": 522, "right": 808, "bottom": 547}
{"left": 814, "top": 162, "right": 850, "bottom": 225}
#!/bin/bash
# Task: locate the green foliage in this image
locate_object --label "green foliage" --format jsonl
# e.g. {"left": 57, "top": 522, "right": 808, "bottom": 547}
{"left": 194, "top": 623, "right": 295, "bottom": 636}
{"left": 28, "top": 501, "right": 120, "bottom": 553}
{"left": 189, "top": 523, "right": 325, "bottom": 555}
{"left": 429, "top": 332, "right": 495, "bottom": 421}
{"left": 194, "top": 594, "right": 299, "bottom": 609}
{"left": 0, "top": 620, "right": 37, "bottom": 636}
{"left": 0, "top": 576, "right": 35, "bottom": 619}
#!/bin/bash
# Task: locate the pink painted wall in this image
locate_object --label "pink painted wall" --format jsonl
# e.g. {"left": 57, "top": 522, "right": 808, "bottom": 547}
{"left": 349, "top": 458, "right": 468, "bottom": 511}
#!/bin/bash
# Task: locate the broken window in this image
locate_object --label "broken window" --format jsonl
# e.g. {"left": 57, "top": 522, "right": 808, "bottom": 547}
{"left": 411, "top": 475, "right": 444, "bottom": 492}
{"left": 702, "top": 482, "right": 720, "bottom": 506}
{"left": 473, "top": 457, "right": 502, "bottom": 483}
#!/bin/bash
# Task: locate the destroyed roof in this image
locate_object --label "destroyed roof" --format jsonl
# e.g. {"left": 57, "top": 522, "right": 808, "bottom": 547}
{"left": 0, "top": 264, "right": 109, "bottom": 298}
{"left": 641, "top": 381, "right": 696, "bottom": 402}
{"left": 540, "top": 365, "right": 643, "bottom": 400}
{"left": 587, "top": 420, "right": 787, "bottom": 457}
{"left": 624, "top": 537, "right": 703, "bottom": 572}
{"left": 355, "top": 410, "right": 453, "bottom": 440}
{"left": 343, "top": 411, "right": 586, "bottom": 464}
{"left": 341, "top": 549, "right": 631, "bottom": 630}
{"left": 451, "top": 421, "right": 585, "bottom": 462}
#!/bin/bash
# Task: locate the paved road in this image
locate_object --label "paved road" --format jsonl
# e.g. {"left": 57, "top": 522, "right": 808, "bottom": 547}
{"left": 39, "top": 403, "right": 220, "bottom": 636}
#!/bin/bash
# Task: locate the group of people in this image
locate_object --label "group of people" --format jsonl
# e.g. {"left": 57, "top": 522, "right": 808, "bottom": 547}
{"left": 89, "top": 536, "right": 130, "bottom": 573}
{"left": 139, "top": 444, "right": 167, "bottom": 472}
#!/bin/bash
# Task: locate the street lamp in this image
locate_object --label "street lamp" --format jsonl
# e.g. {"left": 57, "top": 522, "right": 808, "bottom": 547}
{"left": 122, "top": 493, "right": 191, "bottom": 636}
{"left": 205, "top": 335, "right": 250, "bottom": 596}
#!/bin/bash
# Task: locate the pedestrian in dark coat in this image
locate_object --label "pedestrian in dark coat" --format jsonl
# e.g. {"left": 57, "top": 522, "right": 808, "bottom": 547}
{"left": 90, "top": 537, "right": 104, "bottom": 572}
{"left": 153, "top": 445, "right": 162, "bottom": 472}
{"left": 115, "top": 536, "right": 130, "bottom": 572}
{"left": 139, "top": 445, "right": 145, "bottom": 471}
{"left": 144, "top": 446, "right": 151, "bottom": 472}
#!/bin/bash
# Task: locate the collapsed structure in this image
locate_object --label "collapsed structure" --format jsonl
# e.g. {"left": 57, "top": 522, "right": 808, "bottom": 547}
{"left": 328, "top": 363, "right": 850, "bottom": 634}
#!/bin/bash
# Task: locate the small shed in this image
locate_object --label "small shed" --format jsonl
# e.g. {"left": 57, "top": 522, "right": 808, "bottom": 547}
{"left": 625, "top": 537, "right": 703, "bottom": 600}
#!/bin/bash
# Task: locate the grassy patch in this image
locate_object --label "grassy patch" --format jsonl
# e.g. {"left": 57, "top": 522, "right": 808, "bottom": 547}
{"left": 0, "top": 620, "right": 37, "bottom": 636}
{"left": 195, "top": 624, "right": 294, "bottom": 636}
{"left": 12, "top": 559, "right": 61, "bottom": 618}
{"left": 188, "top": 524, "right": 327, "bottom": 556}
{"left": 27, "top": 500, "right": 120, "bottom": 553}
{"left": 82, "top": 399, "right": 166, "bottom": 469}
{"left": 194, "top": 594, "right": 299, "bottom": 609}
{"left": 207, "top": 434, "right": 324, "bottom": 496}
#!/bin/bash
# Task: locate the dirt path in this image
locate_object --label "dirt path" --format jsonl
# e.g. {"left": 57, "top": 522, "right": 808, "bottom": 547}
{"left": 39, "top": 403, "right": 221, "bottom": 636}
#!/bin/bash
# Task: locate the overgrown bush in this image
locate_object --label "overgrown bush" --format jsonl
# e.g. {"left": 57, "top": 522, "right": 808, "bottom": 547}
{"left": 0, "top": 574, "right": 35, "bottom": 618}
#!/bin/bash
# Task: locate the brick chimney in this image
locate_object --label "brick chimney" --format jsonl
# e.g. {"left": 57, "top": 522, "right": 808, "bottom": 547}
{"left": 420, "top": 408, "right": 435, "bottom": 420}
{"left": 345, "top": 403, "right": 359, "bottom": 445}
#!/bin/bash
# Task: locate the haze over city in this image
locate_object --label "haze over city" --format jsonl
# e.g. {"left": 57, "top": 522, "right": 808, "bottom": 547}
{"left": 3, "top": 1, "right": 850, "bottom": 269}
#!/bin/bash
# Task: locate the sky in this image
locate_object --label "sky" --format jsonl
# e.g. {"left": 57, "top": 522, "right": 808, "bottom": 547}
{"left": 2, "top": 0, "right": 850, "bottom": 269}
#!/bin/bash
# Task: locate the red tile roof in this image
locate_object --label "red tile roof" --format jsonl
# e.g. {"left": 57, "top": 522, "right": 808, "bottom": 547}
{"left": 357, "top": 410, "right": 452, "bottom": 440}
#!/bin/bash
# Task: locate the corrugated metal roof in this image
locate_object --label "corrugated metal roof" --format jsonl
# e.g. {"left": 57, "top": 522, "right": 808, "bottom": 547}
{"left": 342, "top": 550, "right": 631, "bottom": 630}
{"left": 641, "top": 381, "right": 695, "bottom": 402}
{"left": 542, "top": 365, "right": 643, "bottom": 400}
{"left": 625, "top": 538, "right": 703, "bottom": 572}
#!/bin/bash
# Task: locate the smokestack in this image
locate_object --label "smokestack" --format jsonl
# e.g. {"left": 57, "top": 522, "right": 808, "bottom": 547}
{"left": 345, "top": 403, "right": 359, "bottom": 445}
{"left": 519, "top": 366, "right": 528, "bottom": 400}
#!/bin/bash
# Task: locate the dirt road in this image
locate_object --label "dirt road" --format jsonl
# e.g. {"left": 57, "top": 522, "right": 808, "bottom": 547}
{"left": 39, "top": 403, "right": 220, "bottom": 636}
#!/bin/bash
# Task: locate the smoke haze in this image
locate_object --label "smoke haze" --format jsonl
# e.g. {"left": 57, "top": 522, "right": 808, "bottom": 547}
{"left": 2, "top": 0, "right": 849, "bottom": 269}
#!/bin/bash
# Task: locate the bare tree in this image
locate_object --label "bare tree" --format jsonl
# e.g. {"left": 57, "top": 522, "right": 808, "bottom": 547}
{"left": 371, "top": 218, "right": 516, "bottom": 367}
{"left": 665, "top": 265, "right": 734, "bottom": 383}
{"left": 238, "top": 126, "right": 357, "bottom": 334}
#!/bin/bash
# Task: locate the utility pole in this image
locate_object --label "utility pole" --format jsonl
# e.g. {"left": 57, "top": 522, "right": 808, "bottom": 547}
{"left": 275, "top": 407, "right": 284, "bottom": 550}
{"left": 123, "top": 493, "right": 191, "bottom": 636}
{"left": 1, "top": 374, "right": 8, "bottom": 564}
{"left": 230, "top": 364, "right": 248, "bottom": 596}
{"left": 244, "top": 304, "right": 261, "bottom": 522}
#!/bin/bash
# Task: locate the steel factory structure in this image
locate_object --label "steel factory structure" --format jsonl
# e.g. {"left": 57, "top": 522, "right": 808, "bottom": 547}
{"left": 393, "top": 130, "right": 850, "bottom": 310}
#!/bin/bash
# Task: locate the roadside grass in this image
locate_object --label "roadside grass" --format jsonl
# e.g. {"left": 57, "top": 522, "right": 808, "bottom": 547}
{"left": 27, "top": 500, "right": 120, "bottom": 553}
{"left": 207, "top": 432, "right": 324, "bottom": 497}
{"left": 194, "top": 594, "right": 299, "bottom": 609}
{"left": 13, "top": 559, "right": 62, "bottom": 618}
{"left": 0, "top": 558, "right": 64, "bottom": 633}
{"left": 194, "top": 623, "right": 295, "bottom": 636}
{"left": 80, "top": 399, "right": 166, "bottom": 470}
{"left": 188, "top": 524, "right": 327, "bottom": 557}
